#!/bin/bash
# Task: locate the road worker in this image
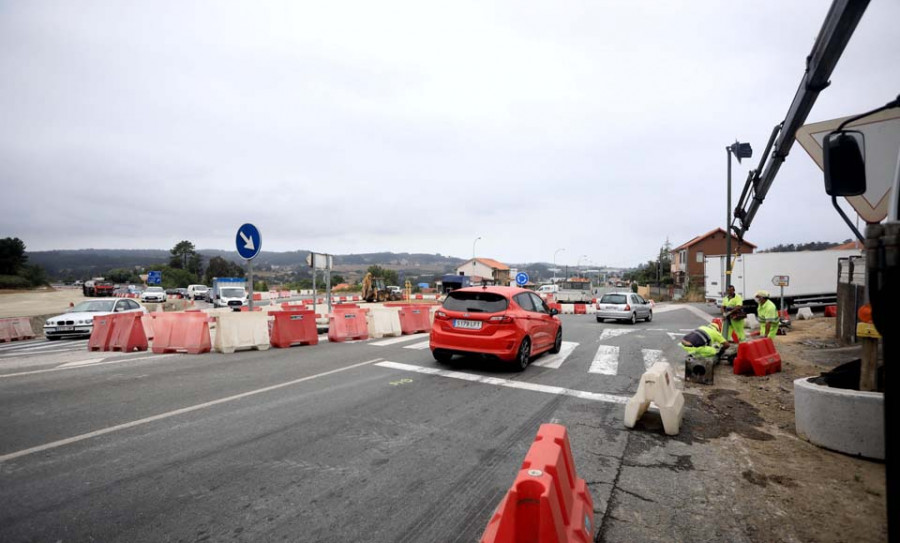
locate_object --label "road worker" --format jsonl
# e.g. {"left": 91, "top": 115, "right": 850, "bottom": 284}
{"left": 722, "top": 285, "right": 746, "bottom": 342}
{"left": 679, "top": 320, "right": 730, "bottom": 358}
{"left": 755, "top": 290, "right": 779, "bottom": 339}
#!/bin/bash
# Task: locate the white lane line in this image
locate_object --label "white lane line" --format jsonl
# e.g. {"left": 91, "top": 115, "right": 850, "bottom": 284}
{"left": 532, "top": 341, "right": 579, "bottom": 369}
{"left": 1, "top": 340, "right": 88, "bottom": 353}
{"left": 589, "top": 345, "right": 619, "bottom": 375}
{"left": 598, "top": 329, "right": 634, "bottom": 342}
{"left": 370, "top": 335, "right": 426, "bottom": 346}
{"left": 649, "top": 304, "right": 679, "bottom": 314}
{"left": 0, "top": 357, "right": 385, "bottom": 463}
{"left": 667, "top": 332, "right": 683, "bottom": 341}
{"left": 403, "top": 341, "right": 431, "bottom": 350}
{"left": 641, "top": 349, "right": 666, "bottom": 370}
{"left": 0, "top": 348, "right": 83, "bottom": 359}
{"left": 1, "top": 353, "right": 174, "bottom": 378}
{"left": 375, "top": 361, "right": 628, "bottom": 405}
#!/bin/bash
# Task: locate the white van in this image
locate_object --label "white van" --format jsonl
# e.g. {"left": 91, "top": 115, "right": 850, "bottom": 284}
{"left": 537, "top": 284, "right": 559, "bottom": 294}
{"left": 187, "top": 284, "right": 209, "bottom": 301}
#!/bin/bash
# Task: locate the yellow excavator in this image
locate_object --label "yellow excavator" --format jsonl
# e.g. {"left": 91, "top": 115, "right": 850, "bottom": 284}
{"left": 361, "top": 272, "right": 402, "bottom": 302}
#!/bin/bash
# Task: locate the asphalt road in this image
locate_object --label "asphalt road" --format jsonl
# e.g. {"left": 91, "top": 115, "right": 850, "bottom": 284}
{"left": 0, "top": 304, "right": 720, "bottom": 542}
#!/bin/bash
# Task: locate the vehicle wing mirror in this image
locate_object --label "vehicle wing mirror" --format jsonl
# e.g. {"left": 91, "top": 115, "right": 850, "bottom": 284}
{"left": 550, "top": 308, "right": 559, "bottom": 316}
{"left": 824, "top": 130, "right": 866, "bottom": 196}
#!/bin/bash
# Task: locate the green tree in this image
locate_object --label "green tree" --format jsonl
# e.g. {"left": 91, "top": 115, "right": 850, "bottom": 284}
{"left": 331, "top": 274, "right": 345, "bottom": 285}
{"left": 204, "top": 256, "right": 245, "bottom": 284}
{"left": 0, "top": 237, "right": 27, "bottom": 275}
{"left": 107, "top": 268, "right": 141, "bottom": 283}
{"left": 19, "top": 264, "right": 48, "bottom": 287}
{"left": 158, "top": 266, "right": 197, "bottom": 289}
{"left": 366, "top": 265, "right": 398, "bottom": 285}
{"left": 169, "top": 240, "right": 198, "bottom": 272}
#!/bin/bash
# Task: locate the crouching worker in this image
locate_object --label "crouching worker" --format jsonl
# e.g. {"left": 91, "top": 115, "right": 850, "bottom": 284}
{"left": 679, "top": 321, "right": 730, "bottom": 358}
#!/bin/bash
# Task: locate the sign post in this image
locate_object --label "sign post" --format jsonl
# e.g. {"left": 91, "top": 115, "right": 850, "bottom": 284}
{"left": 772, "top": 275, "right": 790, "bottom": 315}
{"left": 308, "top": 252, "right": 332, "bottom": 313}
{"left": 236, "top": 223, "right": 262, "bottom": 310}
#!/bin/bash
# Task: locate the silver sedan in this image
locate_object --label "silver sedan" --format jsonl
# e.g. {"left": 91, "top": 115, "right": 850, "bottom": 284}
{"left": 596, "top": 292, "right": 653, "bottom": 324}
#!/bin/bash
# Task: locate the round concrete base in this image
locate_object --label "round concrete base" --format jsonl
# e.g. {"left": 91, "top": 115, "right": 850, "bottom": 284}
{"left": 794, "top": 377, "right": 884, "bottom": 460}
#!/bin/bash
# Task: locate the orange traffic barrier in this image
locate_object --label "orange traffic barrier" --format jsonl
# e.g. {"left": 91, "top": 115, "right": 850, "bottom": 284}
{"left": 397, "top": 305, "right": 431, "bottom": 335}
{"left": 333, "top": 303, "right": 359, "bottom": 309}
{"left": 0, "top": 317, "right": 35, "bottom": 342}
{"left": 141, "top": 314, "right": 155, "bottom": 340}
{"left": 88, "top": 314, "right": 118, "bottom": 351}
{"left": 327, "top": 308, "right": 369, "bottom": 342}
{"left": 734, "top": 337, "right": 781, "bottom": 376}
{"left": 573, "top": 304, "right": 586, "bottom": 315}
{"left": 269, "top": 309, "right": 318, "bottom": 348}
{"left": 239, "top": 306, "right": 263, "bottom": 311}
{"left": 151, "top": 312, "right": 211, "bottom": 354}
{"left": 108, "top": 313, "right": 149, "bottom": 352}
{"left": 824, "top": 305, "right": 837, "bottom": 317}
{"left": 480, "top": 423, "right": 593, "bottom": 543}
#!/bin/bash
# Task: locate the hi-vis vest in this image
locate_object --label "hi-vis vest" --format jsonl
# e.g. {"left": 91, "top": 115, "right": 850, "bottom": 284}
{"left": 683, "top": 325, "right": 718, "bottom": 348}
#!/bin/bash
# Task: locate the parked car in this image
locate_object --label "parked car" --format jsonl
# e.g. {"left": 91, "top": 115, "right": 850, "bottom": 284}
{"left": 187, "top": 284, "right": 209, "bottom": 301}
{"left": 429, "top": 286, "right": 562, "bottom": 371}
{"left": 595, "top": 292, "right": 652, "bottom": 324}
{"left": 140, "top": 286, "right": 167, "bottom": 303}
{"left": 43, "top": 299, "right": 148, "bottom": 340}
{"left": 176, "top": 288, "right": 189, "bottom": 299}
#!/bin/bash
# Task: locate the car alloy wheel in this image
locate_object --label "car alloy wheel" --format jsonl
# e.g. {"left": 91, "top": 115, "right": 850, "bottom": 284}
{"left": 549, "top": 329, "right": 562, "bottom": 354}
{"left": 630, "top": 312, "right": 637, "bottom": 325}
{"left": 515, "top": 337, "right": 531, "bottom": 371}
{"left": 646, "top": 311, "right": 653, "bottom": 322}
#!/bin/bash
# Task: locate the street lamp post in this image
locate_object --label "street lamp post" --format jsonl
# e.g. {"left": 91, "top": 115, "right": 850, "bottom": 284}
{"left": 472, "top": 236, "right": 481, "bottom": 279}
{"left": 553, "top": 248, "right": 565, "bottom": 282}
{"left": 726, "top": 141, "right": 753, "bottom": 291}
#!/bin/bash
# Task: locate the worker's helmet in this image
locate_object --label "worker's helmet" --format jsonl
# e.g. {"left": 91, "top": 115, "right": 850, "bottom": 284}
{"left": 754, "top": 289, "right": 770, "bottom": 299}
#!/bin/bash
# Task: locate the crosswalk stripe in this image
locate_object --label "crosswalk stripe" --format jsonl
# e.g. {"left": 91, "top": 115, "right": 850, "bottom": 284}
{"left": 532, "top": 341, "right": 578, "bottom": 369}
{"left": 598, "top": 329, "right": 634, "bottom": 342}
{"left": 589, "top": 345, "right": 619, "bottom": 375}
{"left": 403, "top": 341, "right": 431, "bottom": 350}
{"left": 370, "top": 335, "right": 426, "bottom": 346}
{"left": 641, "top": 349, "right": 666, "bottom": 369}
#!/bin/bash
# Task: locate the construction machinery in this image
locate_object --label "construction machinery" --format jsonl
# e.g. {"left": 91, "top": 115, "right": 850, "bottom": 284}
{"left": 361, "top": 272, "right": 403, "bottom": 302}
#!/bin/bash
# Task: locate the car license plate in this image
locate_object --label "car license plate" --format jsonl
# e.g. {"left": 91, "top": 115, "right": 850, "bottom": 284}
{"left": 59, "top": 326, "right": 74, "bottom": 332}
{"left": 453, "top": 319, "right": 482, "bottom": 330}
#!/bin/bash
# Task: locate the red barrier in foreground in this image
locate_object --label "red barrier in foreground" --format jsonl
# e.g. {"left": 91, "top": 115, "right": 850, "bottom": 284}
{"left": 397, "top": 305, "right": 431, "bottom": 335}
{"left": 88, "top": 314, "right": 118, "bottom": 351}
{"left": 733, "top": 337, "right": 781, "bottom": 376}
{"left": 481, "top": 423, "right": 593, "bottom": 543}
{"left": 108, "top": 312, "right": 148, "bottom": 352}
{"left": 269, "top": 309, "right": 318, "bottom": 348}
{"left": 0, "top": 317, "right": 35, "bottom": 342}
{"left": 327, "top": 308, "right": 369, "bottom": 342}
{"left": 151, "top": 312, "right": 211, "bottom": 354}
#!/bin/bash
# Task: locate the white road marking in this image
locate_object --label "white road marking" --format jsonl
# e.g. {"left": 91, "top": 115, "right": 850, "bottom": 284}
{"left": 531, "top": 341, "right": 578, "bottom": 369}
{"left": 370, "top": 335, "right": 426, "bottom": 346}
{"left": 598, "top": 329, "right": 634, "bottom": 342}
{"left": 641, "top": 349, "right": 666, "bottom": 369}
{"left": 55, "top": 358, "right": 108, "bottom": 368}
{"left": 375, "top": 361, "right": 629, "bottom": 405}
{"left": 403, "top": 341, "right": 431, "bottom": 350}
{"left": 668, "top": 332, "right": 683, "bottom": 341}
{"left": 1, "top": 340, "right": 88, "bottom": 353}
{"left": 0, "top": 358, "right": 385, "bottom": 463}
{"left": 1, "top": 354, "right": 175, "bottom": 378}
{"left": 589, "top": 345, "right": 619, "bottom": 375}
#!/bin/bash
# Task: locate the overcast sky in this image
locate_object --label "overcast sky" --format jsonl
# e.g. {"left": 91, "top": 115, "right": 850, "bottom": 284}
{"left": 2, "top": 1, "right": 898, "bottom": 267}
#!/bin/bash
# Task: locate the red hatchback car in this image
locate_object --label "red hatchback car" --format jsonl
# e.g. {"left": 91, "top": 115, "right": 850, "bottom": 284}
{"left": 430, "top": 286, "right": 562, "bottom": 371}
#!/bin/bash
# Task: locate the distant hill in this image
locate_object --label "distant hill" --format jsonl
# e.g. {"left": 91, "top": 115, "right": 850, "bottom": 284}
{"left": 760, "top": 240, "right": 851, "bottom": 252}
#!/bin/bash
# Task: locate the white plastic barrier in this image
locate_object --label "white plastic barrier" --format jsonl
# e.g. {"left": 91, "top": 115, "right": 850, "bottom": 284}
{"left": 624, "top": 362, "right": 685, "bottom": 436}
{"left": 213, "top": 312, "right": 271, "bottom": 354}
{"left": 560, "top": 304, "right": 576, "bottom": 314}
{"left": 585, "top": 305, "right": 598, "bottom": 314}
{"left": 366, "top": 307, "right": 402, "bottom": 338}
{"left": 797, "top": 307, "right": 814, "bottom": 320}
{"left": 289, "top": 289, "right": 298, "bottom": 297}
{"left": 744, "top": 313, "right": 759, "bottom": 329}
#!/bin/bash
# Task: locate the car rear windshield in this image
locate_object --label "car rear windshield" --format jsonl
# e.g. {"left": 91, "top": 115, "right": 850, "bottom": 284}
{"left": 600, "top": 294, "right": 627, "bottom": 304}
{"left": 443, "top": 291, "right": 508, "bottom": 313}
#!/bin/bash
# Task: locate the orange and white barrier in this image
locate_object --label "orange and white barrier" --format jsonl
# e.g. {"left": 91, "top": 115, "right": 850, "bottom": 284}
{"left": 0, "top": 317, "right": 35, "bottom": 342}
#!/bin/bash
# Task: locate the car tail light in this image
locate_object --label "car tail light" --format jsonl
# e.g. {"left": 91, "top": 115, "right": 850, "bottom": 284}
{"left": 489, "top": 315, "right": 514, "bottom": 324}
{"left": 624, "top": 304, "right": 631, "bottom": 311}
{"left": 434, "top": 310, "right": 449, "bottom": 320}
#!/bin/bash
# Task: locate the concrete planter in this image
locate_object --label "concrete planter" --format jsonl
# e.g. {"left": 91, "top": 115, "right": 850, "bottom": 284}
{"left": 794, "top": 377, "right": 884, "bottom": 460}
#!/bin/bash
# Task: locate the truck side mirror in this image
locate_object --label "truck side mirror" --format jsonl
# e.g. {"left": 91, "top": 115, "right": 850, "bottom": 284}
{"left": 823, "top": 130, "right": 866, "bottom": 196}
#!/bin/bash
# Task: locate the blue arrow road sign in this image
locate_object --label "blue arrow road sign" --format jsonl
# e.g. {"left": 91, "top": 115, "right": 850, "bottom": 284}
{"left": 236, "top": 223, "right": 262, "bottom": 260}
{"left": 147, "top": 271, "right": 161, "bottom": 285}
{"left": 515, "top": 272, "right": 529, "bottom": 286}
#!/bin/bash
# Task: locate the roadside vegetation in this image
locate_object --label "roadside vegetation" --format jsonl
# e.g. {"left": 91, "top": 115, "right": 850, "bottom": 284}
{"left": 0, "top": 237, "right": 48, "bottom": 289}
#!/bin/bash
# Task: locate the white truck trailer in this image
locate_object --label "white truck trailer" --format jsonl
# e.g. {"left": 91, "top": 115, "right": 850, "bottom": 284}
{"left": 705, "top": 250, "right": 862, "bottom": 311}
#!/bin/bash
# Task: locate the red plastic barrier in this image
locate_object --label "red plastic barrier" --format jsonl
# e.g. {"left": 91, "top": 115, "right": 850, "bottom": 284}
{"left": 269, "top": 309, "right": 318, "bottom": 348}
{"left": 333, "top": 303, "right": 359, "bottom": 309}
{"left": 239, "top": 306, "right": 263, "bottom": 311}
{"left": 573, "top": 304, "right": 586, "bottom": 315}
{"left": 108, "top": 313, "right": 148, "bottom": 352}
{"left": 733, "top": 337, "right": 781, "bottom": 376}
{"left": 327, "top": 308, "right": 369, "bottom": 342}
{"left": 151, "top": 312, "right": 211, "bottom": 354}
{"left": 480, "top": 424, "right": 593, "bottom": 543}
{"left": 548, "top": 302, "right": 561, "bottom": 313}
{"left": 1, "top": 317, "right": 36, "bottom": 342}
{"left": 252, "top": 292, "right": 262, "bottom": 301}
{"left": 398, "top": 305, "right": 432, "bottom": 335}
{"left": 88, "top": 314, "right": 118, "bottom": 351}
{"left": 824, "top": 305, "right": 837, "bottom": 317}
{"left": 141, "top": 314, "right": 155, "bottom": 340}
{"left": 415, "top": 294, "right": 424, "bottom": 300}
